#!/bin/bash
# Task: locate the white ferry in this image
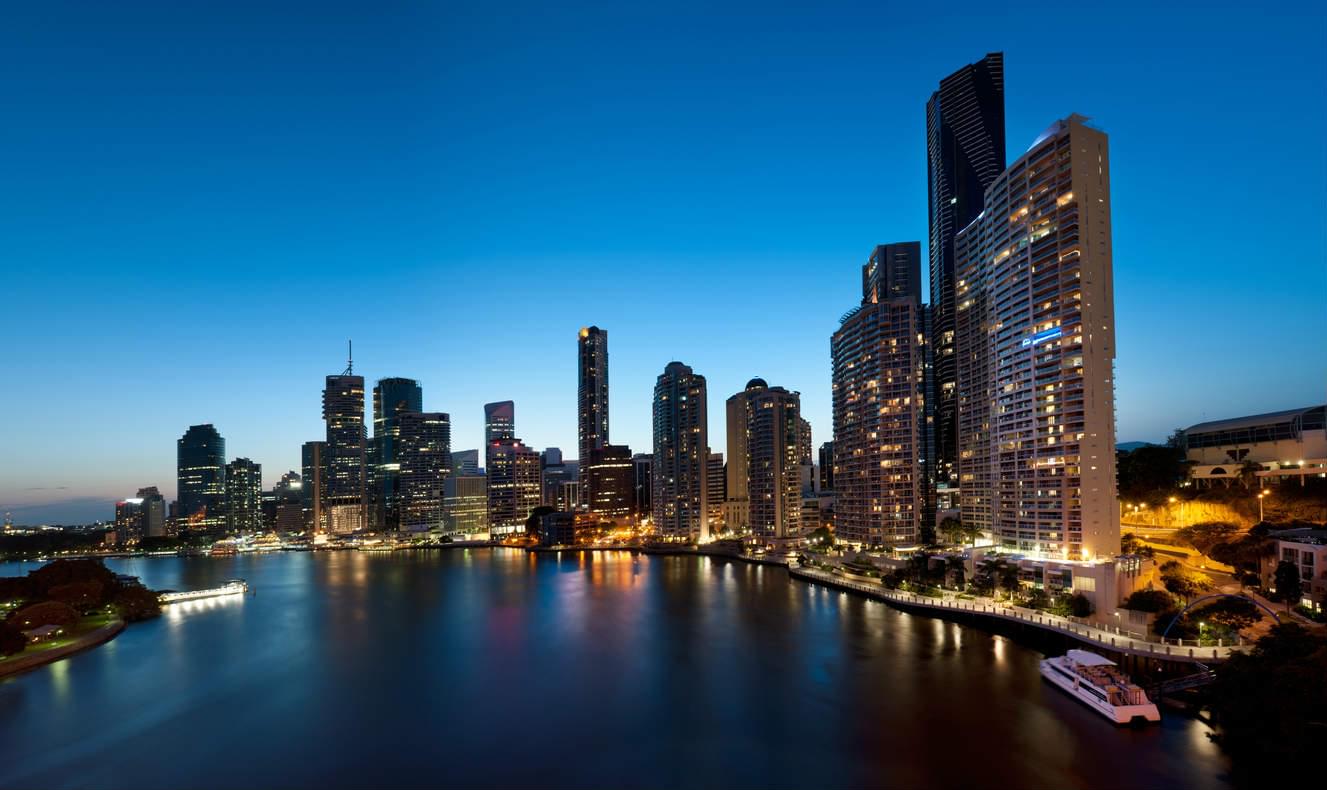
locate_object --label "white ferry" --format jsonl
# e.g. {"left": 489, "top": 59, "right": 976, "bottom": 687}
{"left": 1040, "top": 649, "right": 1160, "bottom": 725}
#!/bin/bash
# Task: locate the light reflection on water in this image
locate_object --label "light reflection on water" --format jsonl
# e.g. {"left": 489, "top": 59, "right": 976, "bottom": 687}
{"left": 0, "top": 550, "right": 1231, "bottom": 789}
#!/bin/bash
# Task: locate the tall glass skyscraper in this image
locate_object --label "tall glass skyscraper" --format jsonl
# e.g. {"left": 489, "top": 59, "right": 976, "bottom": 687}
{"left": 177, "top": 424, "right": 226, "bottom": 532}
{"left": 577, "top": 326, "right": 609, "bottom": 463}
{"left": 955, "top": 115, "right": 1117, "bottom": 560}
{"left": 397, "top": 411, "right": 451, "bottom": 532}
{"left": 372, "top": 377, "right": 423, "bottom": 531}
{"left": 224, "top": 457, "right": 263, "bottom": 533}
{"left": 651, "top": 361, "right": 709, "bottom": 541}
{"left": 484, "top": 401, "right": 515, "bottom": 445}
{"left": 323, "top": 373, "right": 366, "bottom": 533}
{"left": 832, "top": 243, "right": 928, "bottom": 548}
{"left": 927, "top": 52, "right": 1005, "bottom": 488}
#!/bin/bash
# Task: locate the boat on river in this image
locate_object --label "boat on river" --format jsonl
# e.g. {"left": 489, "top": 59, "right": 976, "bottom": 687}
{"left": 1040, "top": 649, "right": 1160, "bottom": 725}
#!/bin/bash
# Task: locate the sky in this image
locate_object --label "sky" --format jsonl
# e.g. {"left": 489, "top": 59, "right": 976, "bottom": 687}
{"left": 2, "top": 1, "right": 1324, "bottom": 524}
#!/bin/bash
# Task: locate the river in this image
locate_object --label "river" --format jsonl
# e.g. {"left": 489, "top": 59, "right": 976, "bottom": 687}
{"left": 0, "top": 549, "right": 1231, "bottom": 788}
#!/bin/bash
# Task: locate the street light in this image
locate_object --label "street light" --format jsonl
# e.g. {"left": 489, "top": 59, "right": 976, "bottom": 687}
{"left": 1257, "top": 491, "right": 1266, "bottom": 522}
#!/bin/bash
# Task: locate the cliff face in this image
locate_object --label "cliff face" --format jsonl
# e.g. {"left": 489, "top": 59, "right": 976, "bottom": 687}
{"left": 1121, "top": 491, "right": 1327, "bottom": 529}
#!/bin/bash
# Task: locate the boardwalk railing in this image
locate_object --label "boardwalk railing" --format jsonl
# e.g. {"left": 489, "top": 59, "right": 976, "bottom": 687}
{"left": 789, "top": 565, "right": 1240, "bottom": 663}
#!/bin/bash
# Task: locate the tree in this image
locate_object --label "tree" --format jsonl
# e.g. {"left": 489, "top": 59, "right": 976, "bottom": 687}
{"left": 1193, "top": 596, "right": 1261, "bottom": 631}
{"left": 523, "top": 506, "right": 556, "bottom": 537}
{"left": 939, "top": 518, "right": 964, "bottom": 545}
{"left": 1176, "top": 522, "right": 1240, "bottom": 556}
{"left": 805, "top": 526, "right": 834, "bottom": 549}
{"left": 1123, "top": 589, "right": 1175, "bottom": 612}
{"left": 1120, "top": 532, "right": 1155, "bottom": 558}
{"left": 918, "top": 523, "right": 937, "bottom": 546}
{"left": 1207, "top": 624, "right": 1327, "bottom": 777}
{"left": 1159, "top": 562, "right": 1214, "bottom": 603}
{"left": 8, "top": 600, "right": 79, "bottom": 629}
{"left": 999, "top": 563, "right": 1022, "bottom": 602}
{"left": 0, "top": 622, "right": 25, "bottom": 656}
{"left": 1237, "top": 460, "right": 1263, "bottom": 491}
{"left": 112, "top": 586, "right": 162, "bottom": 622}
{"left": 1067, "top": 592, "right": 1094, "bottom": 618}
{"left": 1274, "top": 561, "right": 1303, "bottom": 613}
{"left": 1116, "top": 444, "right": 1184, "bottom": 500}
{"left": 945, "top": 555, "right": 966, "bottom": 590}
{"left": 47, "top": 581, "right": 106, "bottom": 614}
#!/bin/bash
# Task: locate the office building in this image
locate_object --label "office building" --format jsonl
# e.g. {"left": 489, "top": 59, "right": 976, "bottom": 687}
{"left": 954, "top": 115, "right": 1117, "bottom": 559}
{"left": 541, "top": 448, "right": 576, "bottom": 508}
{"left": 632, "top": 454, "right": 653, "bottom": 520}
{"left": 301, "top": 440, "right": 326, "bottom": 532}
{"left": 832, "top": 242, "right": 928, "bottom": 547}
{"left": 484, "top": 401, "right": 515, "bottom": 444}
{"left": 266, "top": 472, "right": 304, "bottom": 533}
{"left": 451, "top": 449, "right": 480, "bottom": 476}
{"left": 177, "top": 424, "right": 226, "bottom": 532}
{"left": 651, "top": 361, "right": 709, "bottom": 541}
{"left": 927, "top": 52, "right": 1006, "bottom": 488}
{"left": 114, "top": 497, "right": 144, "bottom": 544}
{"left": 224, "top": 458, "right": 263, "bottom": 533}
{"left": 443, "top": 474, "right": 488, "bottom": 534}
{"left": 398, "top": 411, "right": 451, "bottom": 533}
{"left": 818, "top": 441, "right": 834, "bottom": 493}
{"left": 488, "top": 438, "right": 541, "bottom": 535}
{"left": 372, "top": 377, "right": 423, "bottom": 531}
{"left": 137, "top": 486, "right": 167, "bottom": 538}
{"left": 324, "top": 368, "right": 367, "bottom": 534}
{"left": 587, "top": 444, "right": 634, "bottom": 522}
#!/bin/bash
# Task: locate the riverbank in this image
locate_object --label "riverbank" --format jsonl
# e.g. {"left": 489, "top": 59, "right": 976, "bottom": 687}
{"left": 0, "top": 618, "right": 125, "bottom": 680}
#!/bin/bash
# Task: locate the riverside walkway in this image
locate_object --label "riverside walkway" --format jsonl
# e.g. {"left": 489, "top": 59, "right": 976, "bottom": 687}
{"left": 789, "top": 565, "right": 1241, "bottom": 663}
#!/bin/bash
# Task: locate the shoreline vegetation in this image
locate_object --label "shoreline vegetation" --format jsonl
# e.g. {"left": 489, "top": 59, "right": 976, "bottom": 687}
{"left": 0, "top": 559, "right": 162, "bottom": 679}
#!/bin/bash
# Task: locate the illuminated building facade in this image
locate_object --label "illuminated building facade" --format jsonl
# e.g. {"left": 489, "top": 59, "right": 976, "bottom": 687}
{"left": 443, "top": 474, "right": 488, "bottom": 534}
{"left": 632, "top": 454, "right": 652, "bottom": 517}
{"left": 831, "top": 242, "right": 928, "bottom": 547}
{"left": 487, "top": 438, "right": 541, "bottom": 534}
{"left": 115, "top": 497, "right": 144, "bottom": 544}
{"left": 323, "top": 373, "right": 367, "bottom": 533}
{"left": 137, "top": 486, "right": 167, "bottom": 538}
{"left": 651, "top": 361, "right": 709, "bottom": 541}
{"left": 586, "top": 444, "right": 634, "bottom": 522}
{"left": 927, "top": 52, "right": 1006, "bottom": 489}
{"left": 955, "top": 115, "right": 1118, "bottom": 559}
{"left": 301, "top": 441, "right": 325, "bottom": 532}
{"left": 177, "top": 424, "right": 226, "bottom": 532}
{"left": 578, "top": 326, "right": 610, "bottom": 465}
{"left": 372, "top": 377, "right": 423, "bottom": 531}
{"left": 398, "top": 411, "right": 451, "bottom": 532}
{"left": 224, "top": 458, "right": 263, "bottom": 533}
{"left": 707, "top": 452, "right": 725, "bottom": 529}
{"left": 746, "top": 382, "right": 804, "bottom": 545}
{"left": 484, "top": 401, "right": 515, "bottom": 444}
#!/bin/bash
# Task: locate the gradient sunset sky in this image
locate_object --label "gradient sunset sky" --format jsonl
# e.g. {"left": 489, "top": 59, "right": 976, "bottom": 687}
{"left": 3, "top": 1, "right": 1324, "bottom": 523}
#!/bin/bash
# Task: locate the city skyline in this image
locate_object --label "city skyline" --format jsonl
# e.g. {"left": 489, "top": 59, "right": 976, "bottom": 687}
{"left": 4, "top": 4, "right": 1326, "bottom": 523}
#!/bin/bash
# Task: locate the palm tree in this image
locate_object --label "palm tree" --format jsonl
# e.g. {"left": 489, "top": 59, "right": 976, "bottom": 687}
{"left": 1237, "top": 460, "right": 1263, "bottom": 491}
{"left": 945, "top": 555, "right": 966, "bottom": 590}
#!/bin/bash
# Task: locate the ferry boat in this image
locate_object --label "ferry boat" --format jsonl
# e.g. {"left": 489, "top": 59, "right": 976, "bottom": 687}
{"left": 1040, "top": 649, "right": 1161, "bottom": 725}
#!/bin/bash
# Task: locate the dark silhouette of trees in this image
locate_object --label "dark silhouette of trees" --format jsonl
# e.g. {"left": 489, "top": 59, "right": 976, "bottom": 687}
{"left": 0, "top": 622, "right": 25, "bottom": 656}
{"left": 1274, "top": 561, "right": 1303, "bottom": 612}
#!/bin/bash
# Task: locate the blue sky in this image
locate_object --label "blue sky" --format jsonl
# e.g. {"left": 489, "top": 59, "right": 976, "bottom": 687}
{"left": 3, "top": 1, "right": 1324, "bottom": 523}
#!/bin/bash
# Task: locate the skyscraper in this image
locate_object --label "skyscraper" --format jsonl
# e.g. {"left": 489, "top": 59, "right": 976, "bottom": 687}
{"left": 743, "top": 383, "right": 803, "bottom": 546}
{"left": 722, "top": 380, "right": 759, "bottom": 535}
{"left": 137, "top": 486, "right": 167, "bottom": 538}
{"left": 224, "top": 458, "right": 263, "bottom": 533}
{"left": 177, "top": 424, "right": 226, "bottom": 532}
{"left": 114, "top": 497, "right": 143, "bottom": 544}
{"left": 324, "top": 368, "right": 367, "bottom": 534}
{"left": 706, "top": 452, "right": 725, "bottom": 530}
{"left": 632, "top": 454, "right": 653, "bottom": 518}
{"left": 487, "top": 438, "right": 541, "bottom": 535}
{"left": 372, "top": 377, "right": 423, "bottom": 531}
{"left": 484, "top": 401, "right": 515, "bottom": 444}
{"left": 927, "top": 52, "right": 1006, "bottom": 488}
{"left": 577, "top": 326, "right": 609, "bottom": 464}
{"left": 831, "top": 243, "right": 928, "bottom": 548}
{"left": 651, "top": 361, "right": 709, "bottom": 541}
{"left": 397, "top": 411, "right": 451, "bottom": 533}
{"left": 955, "top": 115, "right": 1118, "bottom": 559}
{"left": 444, "top": 474, "right": 488, "bottom": 534}
{"left": 451, "top": 449, "right": 480, "bottom": 476}
{"left": 301, "top": 440, "right": 326, "bottom": 532}
{"left": 818, "top": 441, "right": 834, "bottom": 493}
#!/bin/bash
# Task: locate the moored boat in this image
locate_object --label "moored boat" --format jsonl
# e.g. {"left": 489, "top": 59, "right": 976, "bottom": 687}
{"left": 1040, "top": 649, "right": 1160, "bottom": 725}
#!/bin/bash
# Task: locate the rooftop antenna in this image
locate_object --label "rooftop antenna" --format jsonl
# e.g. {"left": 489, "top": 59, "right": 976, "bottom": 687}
{"left": 344, "top": 340, "right": 354, "bottom": 376}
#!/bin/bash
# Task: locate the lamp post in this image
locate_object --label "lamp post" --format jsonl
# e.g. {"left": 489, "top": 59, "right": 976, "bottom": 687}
{"left": 1257, "top": 491, "right": 1266, "bottom": 523}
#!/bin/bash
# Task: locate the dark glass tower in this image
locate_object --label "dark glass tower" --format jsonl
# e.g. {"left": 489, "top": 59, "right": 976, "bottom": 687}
{"left": 926, "top": 52, "right": 1005, "bottom": 486}
{"left": 372, "top": 377, "right": 423, "bottom": 531}
{"left": 577, "top": 326, "right": 609, "bottom": 464}
{"left": 323, "top": 373, "right": 367, "bottom": 533}
{"left": 177, "top": 424, "right": 226, "bottom": 532}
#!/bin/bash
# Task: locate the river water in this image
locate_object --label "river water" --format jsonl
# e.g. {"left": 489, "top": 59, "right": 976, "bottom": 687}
{"left": 0, "top": 549, "right": 1231, "bottom": 788}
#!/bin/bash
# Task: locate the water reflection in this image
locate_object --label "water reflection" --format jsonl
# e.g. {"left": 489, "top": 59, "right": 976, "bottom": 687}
{"left": 0, "top": 550, "right": 1231, "bottom": 789}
